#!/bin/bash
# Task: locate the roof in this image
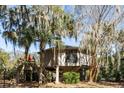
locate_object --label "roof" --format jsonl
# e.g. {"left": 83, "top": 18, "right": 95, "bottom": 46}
{"left": 38, "top": 45, "right": 81, "bottom": 54}
{"left": 37, "top": 45, "right": 92, "bottom": 55}
{"left": 45, "top": 45, "right": 79, "bottom": 51}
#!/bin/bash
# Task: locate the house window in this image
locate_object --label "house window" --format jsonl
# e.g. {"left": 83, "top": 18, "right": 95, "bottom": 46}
{"left": 66, "top": 52, "right": 77, "bottom": 63}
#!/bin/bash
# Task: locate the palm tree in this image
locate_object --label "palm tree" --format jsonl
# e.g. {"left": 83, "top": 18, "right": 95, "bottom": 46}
{"left": 2, "top": 31, "right": 18, "bottom": 55}
{"left": 2, "top": 6, "right": 36, "bottom": 59}
{"left": 31, "top": 5, "right": 76, "bottom": 83}
{"left": 18, "top": 28, "right": 35, "bottom": 59}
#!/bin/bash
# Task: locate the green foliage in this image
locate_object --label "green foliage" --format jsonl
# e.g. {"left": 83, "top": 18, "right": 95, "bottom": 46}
{"left": 98, "top": 55, "right": 123, "bottom": 81}
{"left": 0, "top": 49, "right": 9, "bottom": 63}
{"left": 63, "top": 72, "right": 80, "bottom": 84}
{"left": 0, "top": 49, "right": 9, "bottom": 73}
{"left": 5, "top": 67, "right": 17, "bottom": 80}
{"left": 23, "top": 61, "right": 30, "bottom": 64}
{"left": 120, "top": 59, "right": 124, "bottom": 79}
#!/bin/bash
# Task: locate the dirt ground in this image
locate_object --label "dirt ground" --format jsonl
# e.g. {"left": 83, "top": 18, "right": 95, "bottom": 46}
{"left": 0, "top": 80, "right": 124, "bottom": 88}
{"left": 0, "top": 79, "right": 124, "bottom": 88}
{"left": 40, "top": 81, "right": 124, "bottom": 88}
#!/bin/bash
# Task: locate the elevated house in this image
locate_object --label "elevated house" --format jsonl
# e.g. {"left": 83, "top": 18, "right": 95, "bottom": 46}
{"left": 41, "top": 45, "right": 91, "bottom": 83}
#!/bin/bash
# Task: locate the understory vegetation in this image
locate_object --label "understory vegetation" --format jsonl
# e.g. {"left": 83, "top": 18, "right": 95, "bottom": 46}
{"left": 63, "top": 72, "right": 80, "bottom": 84}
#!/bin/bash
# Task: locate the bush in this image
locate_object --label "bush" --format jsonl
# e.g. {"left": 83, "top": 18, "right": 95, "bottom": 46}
{"left": 5, "top": 67, "right": 17, "bottom": 80}
{"left": 63, "top": 72, "right": 80, "bottom": 84}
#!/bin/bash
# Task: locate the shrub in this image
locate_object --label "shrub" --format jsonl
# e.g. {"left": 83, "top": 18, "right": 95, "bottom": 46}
{"left": 5, "top": 67, "right": 17, "bottom": 80}
{"left": 63, "top": 72, "right": 80, "bottom": 84}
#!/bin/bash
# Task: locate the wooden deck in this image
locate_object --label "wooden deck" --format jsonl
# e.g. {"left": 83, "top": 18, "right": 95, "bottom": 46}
{"left": 45, "top": 65, "right": 89, "bottom": 72}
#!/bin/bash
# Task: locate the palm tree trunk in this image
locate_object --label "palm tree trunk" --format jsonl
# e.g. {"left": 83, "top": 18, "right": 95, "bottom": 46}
{"left": 39, "top": 41, "right": 46, "bottom": 84}
{"left": 25, "top": 46, "right": 29, "bottom": 60}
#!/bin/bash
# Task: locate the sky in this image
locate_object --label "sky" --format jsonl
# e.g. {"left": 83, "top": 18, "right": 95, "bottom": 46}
{"left": 0, "top": 5, "right": 81, "bottom": 53}
{"left": 0, "top": 34, "right": 81, "bottom": 53}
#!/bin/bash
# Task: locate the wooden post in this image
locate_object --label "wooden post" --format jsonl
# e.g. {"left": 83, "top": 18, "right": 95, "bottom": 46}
{"left": 55, "top": 65, "right": 59, "bottom": 84}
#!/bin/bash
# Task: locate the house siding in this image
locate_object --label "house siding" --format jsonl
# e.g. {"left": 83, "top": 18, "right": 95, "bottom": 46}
{"left": 44, "top": 51, "right": 90, "bottom": 67}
